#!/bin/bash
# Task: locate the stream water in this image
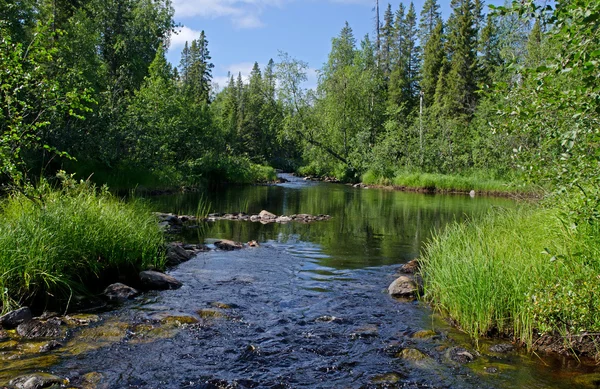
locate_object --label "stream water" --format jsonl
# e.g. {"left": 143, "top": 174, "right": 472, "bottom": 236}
{"left": 1, "top": 174, "right": 599, "bottom": 388}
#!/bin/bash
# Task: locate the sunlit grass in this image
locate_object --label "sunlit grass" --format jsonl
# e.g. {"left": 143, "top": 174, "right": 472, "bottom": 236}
{"left": 0, "top": 179, "right": 165, "bottom": 312}
{"left": 420, "top": 206, "right": 600, "bottom": 349}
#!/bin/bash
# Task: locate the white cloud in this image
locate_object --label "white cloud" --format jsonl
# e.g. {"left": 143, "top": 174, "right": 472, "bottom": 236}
{"left": 170, "top": 26, "right": 202, "bottom": 50}
{"left": 172, "top": 0, "right": 285, "bottom": 28}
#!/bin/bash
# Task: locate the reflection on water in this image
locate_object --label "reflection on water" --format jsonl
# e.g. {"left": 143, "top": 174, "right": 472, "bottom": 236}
{"left": 149, "top": 174, "right": 514, "bottom": 269}
{"left": 2, "top": 175, "right": 598, "bottom": 388}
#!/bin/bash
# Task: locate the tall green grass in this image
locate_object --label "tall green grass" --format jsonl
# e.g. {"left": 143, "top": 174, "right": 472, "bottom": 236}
{"left": 0, "top": 177, "right": 165, "bottom": 312}
{"left": 362, "top": 169, "right": 532, "bottom": 194}
{"left": 421, "top": 206, "right": 600, "bottom": 349}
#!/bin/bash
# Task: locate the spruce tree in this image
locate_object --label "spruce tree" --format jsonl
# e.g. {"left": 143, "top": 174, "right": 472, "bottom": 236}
{"left": 420, "top": 19, "right": 445, "bottom": 107}
{"left": 418, "top": 0, "right": 441, "bottom": 48}
{"left": 380, "top": 4, "right": 395, "bottom": 78}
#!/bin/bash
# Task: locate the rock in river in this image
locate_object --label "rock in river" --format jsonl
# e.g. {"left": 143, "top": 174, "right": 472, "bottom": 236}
{"left": 139, "top": 270, "right": 183, "bottom": 291}
{"left": 165, "top": 242, "right": 194, "bottom": 266}
{"left": 0, "top": 307, "right": 32, "bottom": 329}
{"left": 9, "top": 373, "right": 65, "bottom": 389}
{"left": 103, "top": 283, "right": 139, "bottom": 303}
{"left": 258, "top": 210, "right": 277, "bottom": 220}
{"left": 214, "top": 239, "right": 244, "bottom": 251}
{"left": 388, "top": 276, "right": 419, "bottom": 298}
{"left": 16, "top": 318, "right": 63, "bottom": 339}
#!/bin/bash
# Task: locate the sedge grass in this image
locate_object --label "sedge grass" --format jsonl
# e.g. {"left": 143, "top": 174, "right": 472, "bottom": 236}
{"left": 0, "top": 180, "right": 165, "bottom": 312}
{"left": 361, "top": 169, "right": 532, "bottom": 195}
{"left": 420, "top": 206, "right": 600, "bottom": 350}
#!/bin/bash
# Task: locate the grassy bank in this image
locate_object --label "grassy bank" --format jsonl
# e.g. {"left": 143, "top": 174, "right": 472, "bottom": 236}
{"left": 0, "top": 177, "right": 165, "bottom": 312}
{"left": 420, "top": 206, "right": 600, "bottom": 352}
{"left": 361, "top": 170, "right": 532, "bottom": 195}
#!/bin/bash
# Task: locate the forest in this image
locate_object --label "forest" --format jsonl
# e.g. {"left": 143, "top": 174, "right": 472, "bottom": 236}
{"left": 1, "top": 0, "right": 600, "bottom": 356}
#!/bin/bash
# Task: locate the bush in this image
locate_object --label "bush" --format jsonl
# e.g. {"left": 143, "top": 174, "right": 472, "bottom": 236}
{"left": 0, "top": 174, "right": 165, "bottom": 311}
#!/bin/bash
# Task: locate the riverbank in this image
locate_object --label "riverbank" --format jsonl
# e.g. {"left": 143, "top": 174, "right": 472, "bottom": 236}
{"left": 419, "top": 205, "right": 600, "bottom": 359}
{"left": 361, "top": 170, "right": 538, "bottom": 197}
{"left": 0, "top": 176, "right": 165, "bottom": 313}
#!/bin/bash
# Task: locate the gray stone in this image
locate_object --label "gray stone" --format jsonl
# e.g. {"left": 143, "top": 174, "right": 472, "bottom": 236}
{"left": 139, "top": 270, "right": 182, "bottom": 290}
{"left": 489, "top": 343, "right": 515, "bottom": 353}
{"left": 276, "top": 216, "right": 292, "bottom": 223}
{"left": 103, "top": 283, "right": 139, "bottom": 303}
{"left": 9, "top": 373, "right": 64, "bottom": 389}
{"left": 39, "top": 340, "right": 63, "bottom": 353}
{"left": 165, "top": 242, "right": 194, "bottom": 266}
{"left": 388, "top": 276, "right": 419, "bottom": 298}
{"left": 214, "top": 239, "right": 244, "bottom": 251}
{"left": 258, "top": 210, "right": 277, "bottom": 219}
{"left": 0, "top": 307, "right": 32, "bottom": 329}
{"left": 16, "top": 318, "right": 63, "bottom": 339}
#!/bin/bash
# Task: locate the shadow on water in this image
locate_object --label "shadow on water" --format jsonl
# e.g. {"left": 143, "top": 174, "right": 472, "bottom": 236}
{"left": 2, "top": 175, "right": 600, "bottom": 388}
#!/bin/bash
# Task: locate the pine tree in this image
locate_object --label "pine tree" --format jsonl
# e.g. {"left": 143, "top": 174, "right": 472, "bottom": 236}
{"left": 418, "top": 0, "right": 441, "bottom": 48}
{"left": 179, "top": 41, "right": 190, "bottom": 84}
{"left": 479, "top": 13, "right": 501, "bottom": 86}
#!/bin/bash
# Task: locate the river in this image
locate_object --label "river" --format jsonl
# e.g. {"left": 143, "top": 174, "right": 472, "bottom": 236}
{"left": 1, "top": 174, "right": 598, "bottom": 388}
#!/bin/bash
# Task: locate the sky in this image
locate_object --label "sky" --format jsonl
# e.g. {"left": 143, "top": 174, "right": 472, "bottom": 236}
{"left": 166, "top": 0, "right": 505, "bottom": 91}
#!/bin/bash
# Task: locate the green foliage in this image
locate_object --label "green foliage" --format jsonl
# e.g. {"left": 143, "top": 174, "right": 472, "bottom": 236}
{"left": 421, "top": 206, "right": 600, "bottom": 347}
{"left": 0, "top": 172, "right": 165, "bottom": 311}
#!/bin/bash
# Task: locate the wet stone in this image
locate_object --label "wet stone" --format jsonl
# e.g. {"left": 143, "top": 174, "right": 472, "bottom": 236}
{"left": 447, "top": 347, "right": 476, "bottom": 364}
{"left": 39, "top": 340, "right": 63, "bottom": 353}
{"left": 8, "top": 372, "right": 65, "bottom": 389}
{"left": 165, "top": 242, "right": 194, "bottom": 266}
{"left": 0, "top": 307, "right": 32, "bottom": 329}
{"left": 16, "top": 318, "right": 63, "bottom": 340}
{"left": 103, "top": 283, "right": 139, "bottom": 303}
{"left": 412, "top": 329, "right": 437, "bottom": 339}
{"left": 139, "top": 270, "right": 182, "bottom": 291}
{"left": 484, "top": 366, "right": 499, "bottom": 374}
{"left": 399, "top": 259, "right": 420, "bottom": 274}
{"left": 214, "top": 239, "right": 244, "bottom": 251}
{"left": 489, "top": 343, "right": 515, "bottom": 353}
{"left": 397, "top": 348, "right": 429, "bottom": 361}
{"left": 388, "top": 276, "right": 419, "bottom": 298}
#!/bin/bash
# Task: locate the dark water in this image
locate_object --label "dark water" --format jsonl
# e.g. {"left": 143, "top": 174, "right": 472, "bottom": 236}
{"left": 2, "top": 175, "right": 599, "bottom": 388}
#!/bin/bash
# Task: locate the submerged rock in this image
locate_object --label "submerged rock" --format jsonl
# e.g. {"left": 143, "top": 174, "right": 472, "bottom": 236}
{"left": 214, "top": 239, "right": 244, "bottom": 251}
{"left": 388, "top": 276, "right": 419, "bottom": 298}
{"left": 39, "top": 340, "right": 63, "bottom": 353}
{"left": 16, "top": 318, "right": 63, "bottom": 339}
{"left": 489, "top": 343, "right": 515, "bottom": 354}
{"left": 9, "top": 373, "right": 65, "bottom": 389}
{"left": 446, "top": 347, "right": 476, "bottom": 364}
{"left": 139, "top": 270, "right": 182, "bottom": 290}
{"left": 0, "top": 307, "right": 32, "bottom": 329}
{"left": 412, "top": 329, "right": 437, "bottom": 339}
{"left": 397, "top": 348, "right": 429, "bottom": 361}
{"left": 103, "top": 283, "right": 139, "bottom": 303}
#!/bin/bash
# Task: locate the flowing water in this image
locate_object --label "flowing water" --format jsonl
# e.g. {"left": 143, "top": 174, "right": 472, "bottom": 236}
{"left": 2, "top": 175, "right": 600, "bottom": 388}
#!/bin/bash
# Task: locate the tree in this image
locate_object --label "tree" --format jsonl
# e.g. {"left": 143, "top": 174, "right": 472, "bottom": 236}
{"left": 420, "top": 19, "right": 445, "bottom": 107}
{"left": 418, "top": 0, "right": 441, "bottom": 48}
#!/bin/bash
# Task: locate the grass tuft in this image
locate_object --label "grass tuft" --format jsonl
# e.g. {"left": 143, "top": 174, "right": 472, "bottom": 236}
{"left": 0, "top": 175, "right": 165, "bottom": 312}
{"left": 420, "top": 206, "right": 600, "bottom": 349}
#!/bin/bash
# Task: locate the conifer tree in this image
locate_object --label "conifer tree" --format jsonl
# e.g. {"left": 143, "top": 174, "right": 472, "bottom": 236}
{"left": 525, "top": 19, "right": 543, "bottom": 68}
{"left": 380, "top": 4, "right": 395, "bottom": 78}
{"left": 420, "top": 19, "right": 445, "bottom": 107}
{"left": 418, "top": 0, "right": 441, "bottom": 48}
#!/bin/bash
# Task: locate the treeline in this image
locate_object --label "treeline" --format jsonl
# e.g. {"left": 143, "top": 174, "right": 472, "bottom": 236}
{"left": 0, "top": 0, "right": 276, "bottom": 191}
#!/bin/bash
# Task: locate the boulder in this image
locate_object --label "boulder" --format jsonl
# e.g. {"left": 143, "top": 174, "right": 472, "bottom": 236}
{"left": 258, "top": 210, "right": 277, "bottom": 220}
{"left": 9, "top": 373, "right": 65, "bottom": 389}
{"left": 214, "top": 239, "right": 243, "bottom": 251}
{"left": 247, "top": 240, "right": 260, "bottom": 248}
{"left": 139, "top": 270, "right": 182, "bottom": 291}
{"left": 0, "top": 307, "right": 32, "bottom": 329}
{"left": 16, "top": 318, "right": 63, "bottom": 339}
{"left": 165, "top": 242, "right": 194, "bottom": 266}
{"left": 103, "top": 283, "right": 139, "bottom": 303}
{"left": 388, "top": 276, "right": 419, "bottom": 298}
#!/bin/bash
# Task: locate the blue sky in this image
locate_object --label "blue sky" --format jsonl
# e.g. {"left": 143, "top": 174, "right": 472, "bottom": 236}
{"left": 166, "top": 0, "right": 505, "bottom": 90}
